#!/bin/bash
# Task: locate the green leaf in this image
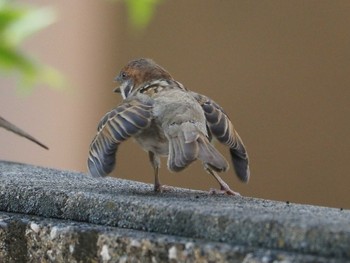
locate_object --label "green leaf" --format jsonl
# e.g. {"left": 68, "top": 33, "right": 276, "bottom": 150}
{"left": 18, "top": 65, "right": 66, "bottom": 94}
{"left": 2, "top": 6, "right": 55, "bottom": 47}
{"left": 124, "top": 0, "right": 161, "bottom": 30}
{"left": 0, "top": 0, "right": 64, "bottom": 92}
{"left": 0, "top": 44, "right": 65, "bottom": 93}
{"left": 0, "top": 44, "right": 35, "bottom": 73}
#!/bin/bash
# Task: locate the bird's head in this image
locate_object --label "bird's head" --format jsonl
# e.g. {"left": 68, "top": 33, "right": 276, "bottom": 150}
{"left": 113, "top": 58, "right": 172, "bottom": 99}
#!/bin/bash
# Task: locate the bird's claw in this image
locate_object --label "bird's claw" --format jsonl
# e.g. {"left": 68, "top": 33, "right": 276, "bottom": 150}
{"left": 209, "top": 188, "right": 241, "bottom": 196}
{"left": 154, "top": 184, "right": 171, "bottom": 193}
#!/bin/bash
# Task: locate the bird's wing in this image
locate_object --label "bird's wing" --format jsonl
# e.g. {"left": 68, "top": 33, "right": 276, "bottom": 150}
{"left": 88, "top": 99, "right": 153, "bottom": 177}
{"left": 190, "top": 92, "right": 250, "bottom": 182}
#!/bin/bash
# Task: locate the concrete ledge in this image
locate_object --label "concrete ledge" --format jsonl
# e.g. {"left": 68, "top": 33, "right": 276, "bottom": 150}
{"left": 0, "top": 161, "right": 350, "bottom": 262}
{"left": 0, "top": 212, "right": 344, "bottom": 263}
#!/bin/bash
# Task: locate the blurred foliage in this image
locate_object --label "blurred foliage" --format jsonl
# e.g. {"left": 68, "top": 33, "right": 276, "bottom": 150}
{"left": 124, "top": 0, "right": 162, "bottom": 30}
{"left": 0, "top": 0, "right": 64, "bottom": 92}
{"left": 0, "top": 0, "right": 161, "bottom": 92}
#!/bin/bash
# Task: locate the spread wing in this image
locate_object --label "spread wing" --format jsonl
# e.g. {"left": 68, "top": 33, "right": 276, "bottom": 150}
{"left": 88, "top": 99, "right": 153, "bottom": 177}
{"left": 191, "top": 92, "right": 250, "bottom": 182}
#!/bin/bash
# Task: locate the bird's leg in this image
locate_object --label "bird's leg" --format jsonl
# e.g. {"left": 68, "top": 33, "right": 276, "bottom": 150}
{"left": 205, "top": 166, "right": 241, "bottom": 196}
{"left": 148, "top": 152, "right": 163, "bottom": 192}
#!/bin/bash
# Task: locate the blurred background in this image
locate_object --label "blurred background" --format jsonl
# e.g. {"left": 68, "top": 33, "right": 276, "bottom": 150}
{"left": 1, "top": 1, "right": 349, "bottom": 209}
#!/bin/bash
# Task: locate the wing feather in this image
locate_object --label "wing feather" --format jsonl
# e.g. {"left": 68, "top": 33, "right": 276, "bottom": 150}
{"left": 191, "top": 92, "right": 250, "bottom": 182}
{"left": 88, "top": 99, "right": 153, "bottom": 177}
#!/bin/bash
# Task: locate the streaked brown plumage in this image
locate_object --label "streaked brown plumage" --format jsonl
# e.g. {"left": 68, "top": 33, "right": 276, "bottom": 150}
{"left": 88, "top": 58, "right": 250, "bottom": 195}
{"left": 0, "top": 116, "right": 48, "bottom": 150}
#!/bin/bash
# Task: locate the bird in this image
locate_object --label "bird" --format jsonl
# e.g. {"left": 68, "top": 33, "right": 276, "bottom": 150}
{"left": 0, "top": 116, "right": 48, "bottom": 150}
{"left": 87, "top": 58, "right": 249, "bottom": 195}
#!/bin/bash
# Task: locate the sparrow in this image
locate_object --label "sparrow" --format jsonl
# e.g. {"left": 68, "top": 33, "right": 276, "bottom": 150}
{"left": 87, "top": 58, "right": 250, "bottom": 195}
{"left": 0, "top": 116, "right": 48, "bottom": 150}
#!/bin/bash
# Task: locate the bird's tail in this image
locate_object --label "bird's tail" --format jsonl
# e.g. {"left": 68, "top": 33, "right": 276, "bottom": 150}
{"left": 167, "top": 122, "right": 228, "bottom": 172}
{"left": 197, "top": 136, "right": 228, "bottom": 172}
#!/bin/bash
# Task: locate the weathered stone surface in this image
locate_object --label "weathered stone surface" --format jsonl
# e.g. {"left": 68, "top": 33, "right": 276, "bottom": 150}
{"left": 0, "top": 161, "right": 350, "bottom": 262}
{"left": 0, "top": 212, "right": 346, "bottom": 263}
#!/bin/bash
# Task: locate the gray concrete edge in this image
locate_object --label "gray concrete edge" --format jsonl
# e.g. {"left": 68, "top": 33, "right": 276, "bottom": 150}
{"left": 0, "top": 161, "right": 350, "bottom": 261}
{"left": 0, "top": 211, "right": 346, "bottom": 263}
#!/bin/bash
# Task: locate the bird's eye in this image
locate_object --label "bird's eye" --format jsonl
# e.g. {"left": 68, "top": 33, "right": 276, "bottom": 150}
{"left": 121, "top": 72, "right": 127, "bottom": 79}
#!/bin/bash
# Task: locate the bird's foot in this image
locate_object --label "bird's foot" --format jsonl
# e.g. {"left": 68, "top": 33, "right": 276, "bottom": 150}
{"left": 154, "top": 184, "right": 171, "bottom": 193}
{"left": 209, "top": 188, "right": 241, "bottom": 196}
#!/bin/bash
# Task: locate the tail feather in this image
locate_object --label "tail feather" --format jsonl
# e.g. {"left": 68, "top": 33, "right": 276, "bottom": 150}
{"left": 182, "top": 140, "right": 198, "bottom": 161}
{"left": 197, "top": 136, "right": 228, "bottom": 172}
{"left": 167, "top": 122, "right": 199, "bottom": 172}
{"left": 168, "top": 135, "right": 198, "bottom": 172}
{"left": 169, "top": 137, "right": 184, "bottom": 170}
{"left": 167, "top": 122, "right": 228, "bottom": 173}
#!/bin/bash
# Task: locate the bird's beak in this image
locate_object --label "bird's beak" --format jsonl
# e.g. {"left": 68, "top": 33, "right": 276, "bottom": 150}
{"left": 114, "top": 75, "right": 122, "bottom": 82}
{"left": 113, "top": 74, "right": 122, "bottom": 93}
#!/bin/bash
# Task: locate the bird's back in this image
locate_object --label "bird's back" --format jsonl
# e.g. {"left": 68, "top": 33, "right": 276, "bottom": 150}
{"left": 133, "top": 81, "right": 228, "bottom": 172}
